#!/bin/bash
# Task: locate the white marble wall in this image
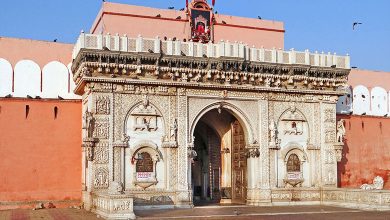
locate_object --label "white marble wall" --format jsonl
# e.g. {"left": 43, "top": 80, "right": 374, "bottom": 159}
{"left": 0, "top": 58, "right": 80, "bottom": 99}
{"left": 337, "top": 85, "right": 390, "bottom": 117}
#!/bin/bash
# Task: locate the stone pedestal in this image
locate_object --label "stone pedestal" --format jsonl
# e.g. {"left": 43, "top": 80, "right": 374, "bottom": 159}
{"left": 92, "top": 193, "right": 136, "bottom": 220}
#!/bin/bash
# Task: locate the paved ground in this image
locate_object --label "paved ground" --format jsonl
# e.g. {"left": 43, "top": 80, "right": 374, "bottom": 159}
{"left": 1, "top": 205, "right": 390, "bottom": 220}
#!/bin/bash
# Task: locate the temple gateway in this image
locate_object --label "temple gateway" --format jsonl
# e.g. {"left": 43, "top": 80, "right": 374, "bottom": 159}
{"left": 72, "top": 3, "right": 351, "bottom": 219}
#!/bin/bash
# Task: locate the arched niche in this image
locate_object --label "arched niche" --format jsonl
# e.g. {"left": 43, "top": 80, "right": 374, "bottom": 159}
{"left": 352, "top": 85, "right": 370, "bottom": 115}
{"left": 125, "top": 95, "right": 165, "bottom": 148}
{"left": 129, "top": 141, "right": 163, "bottom": 189}
{"left": 371, "top": 86, "right": 387, "bottom": 116}
{"left": 336, "top": 86, "right": 353, "bottom": 114}
{"left": 42, "top": 61, "right": 69, "bottom": 98}
{"left": 0, "top": 58, "right": 13, "bottom": 96}
{"left": 277, "top": 105, "right": 309, "bottom": 149}
{"left": 279, "top": 143, "right": 309, "bottom": 188}
{"left": 67, "top": 63, "right": 81, "bottom": 99}
{"left": 13, "top": 60, "right": 41, "bottom": 97}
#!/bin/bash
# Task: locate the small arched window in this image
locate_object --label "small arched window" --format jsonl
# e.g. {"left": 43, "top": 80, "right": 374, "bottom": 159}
{"left": 287, "top": 154, "right": 300, "bottom": 172}
{"left": 136, "top": 152, "right": 153, "bottom": 172}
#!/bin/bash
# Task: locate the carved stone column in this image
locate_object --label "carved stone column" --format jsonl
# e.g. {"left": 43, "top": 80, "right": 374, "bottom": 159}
{"left": 176, "top": 88, "right": 192, "bottom": 207}
{"left": 320, "top": 103, "right": 338, "bottom": 187}
{"left": 110, "top": 134, "right": 129, "bottom": 194}
{"left": 258, "top": 99, "right": 271, "bottom": 203}
{"left": 246, "top": 142, "right": 260, "bottom": 205}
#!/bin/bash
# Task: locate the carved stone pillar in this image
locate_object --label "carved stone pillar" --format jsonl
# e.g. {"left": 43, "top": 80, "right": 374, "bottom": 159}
{"left": 246, "top": 142, "right": 260, "bottom": 205}
{"left": 258, "top": 99, "right": 271, "bottom": 203}
{"left": 110, "top": 134, "right": 129, "bottom": 194}
{"left": 320, "top": 103, "right": 338, "bottom": 187}
{"left": 175, "top": 88, "right": 192, "bottom": 207}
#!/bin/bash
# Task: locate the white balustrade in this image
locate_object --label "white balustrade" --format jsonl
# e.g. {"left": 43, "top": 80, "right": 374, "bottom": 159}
{"left": 72, "top": 33, "right": 351, "bottom": 68}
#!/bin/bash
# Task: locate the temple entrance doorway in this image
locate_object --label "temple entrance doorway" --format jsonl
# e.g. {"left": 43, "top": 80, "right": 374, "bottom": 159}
{"left": 191, "top": 109, "right": 247, "bottom": 205}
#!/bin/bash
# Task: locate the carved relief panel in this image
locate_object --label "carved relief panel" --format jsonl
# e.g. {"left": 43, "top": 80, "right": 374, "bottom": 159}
{"left": 125, "top": 95, "right": 165, "bottom": 147}
{"left": 94, "top": 166, "right": 109, "bottom": 189}
{"left": 93, "top": 119, "right": 109, "bottom": 139}
{"left": 277, "top": 103, "right": 309, "bottom": 149}
{"left": 95, "top": 95, "right": 110, "bottom": 115}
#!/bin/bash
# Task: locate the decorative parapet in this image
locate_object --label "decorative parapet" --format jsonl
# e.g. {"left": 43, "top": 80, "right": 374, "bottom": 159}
{"left": 71, "top": 33, "right": 350, "bottom": 95}
{"left": 72, "top": 33, "right": 350, "bottom": 69}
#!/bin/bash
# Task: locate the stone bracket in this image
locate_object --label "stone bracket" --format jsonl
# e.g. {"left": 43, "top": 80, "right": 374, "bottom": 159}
{"left": 83, "top": 137, "right": 98, "bottom": 161}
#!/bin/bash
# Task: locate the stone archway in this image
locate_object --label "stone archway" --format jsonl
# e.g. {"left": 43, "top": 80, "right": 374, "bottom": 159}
{"left": 191, "top": 108, "right": 247, "bottom": 205}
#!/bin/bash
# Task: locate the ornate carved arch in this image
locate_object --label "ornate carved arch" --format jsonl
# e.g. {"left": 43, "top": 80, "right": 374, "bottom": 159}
{"left": 189, "top": 101, "right": 255, "bottom": 144}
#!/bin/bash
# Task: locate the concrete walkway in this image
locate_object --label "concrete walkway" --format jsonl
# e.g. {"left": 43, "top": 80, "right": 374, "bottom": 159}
{"left": 1, "top": 205, "right": 390, "bottom": 220}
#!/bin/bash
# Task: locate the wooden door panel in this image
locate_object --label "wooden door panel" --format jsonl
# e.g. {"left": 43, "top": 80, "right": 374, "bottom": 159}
{"left": 232, "top": 120, "right": 246, "bottom": 203}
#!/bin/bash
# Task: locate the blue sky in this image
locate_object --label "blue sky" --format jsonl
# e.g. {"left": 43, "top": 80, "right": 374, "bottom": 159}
{"left": 1, "top": 0, "right": 389, "bottom": 71}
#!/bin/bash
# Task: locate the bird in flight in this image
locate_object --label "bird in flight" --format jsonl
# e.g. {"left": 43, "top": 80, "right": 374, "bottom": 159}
{"left": 353, "top": 22, "right": 362, "bottom": 30}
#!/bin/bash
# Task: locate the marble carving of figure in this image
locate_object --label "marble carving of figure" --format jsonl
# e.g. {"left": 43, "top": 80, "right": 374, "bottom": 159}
{"left": 360, "top": 176, "right": 384, "bottom": 190}
{"left": 336, "top": 119, "right": 345, "bottom": 143}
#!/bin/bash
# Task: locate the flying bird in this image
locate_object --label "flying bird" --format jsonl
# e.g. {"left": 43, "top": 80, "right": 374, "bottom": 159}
{"left": 353, "top": 22, "right": 362, "bottom": 30}
{"left": 168, "top": 6, "right": 174, "bottom": 9}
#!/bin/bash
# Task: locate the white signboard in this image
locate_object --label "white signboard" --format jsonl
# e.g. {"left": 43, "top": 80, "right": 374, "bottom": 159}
{"left": 137, "top": 172, "right": 153, "bottom": 181}
{"left": 287, "top": 172, "right": 301, "bottom": 180}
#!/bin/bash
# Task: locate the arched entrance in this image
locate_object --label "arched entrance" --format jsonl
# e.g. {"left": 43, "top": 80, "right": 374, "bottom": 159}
{"left": 191, "top": 108, "right": 247, "bottom": 205}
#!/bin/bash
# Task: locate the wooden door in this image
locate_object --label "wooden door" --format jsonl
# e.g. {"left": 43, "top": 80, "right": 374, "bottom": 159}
{"left": 231, "top": 120, "right": 246, "bottom": 203}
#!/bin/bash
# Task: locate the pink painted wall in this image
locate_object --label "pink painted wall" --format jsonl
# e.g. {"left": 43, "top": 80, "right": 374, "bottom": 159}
{"left": 0, "top": 37, "right": 73, "bottom": 67}
{"left": 337, "top": 115, "right": 390, "bottom": 189}
{"left": 0, "top": 99, "right": 82, "bottom": 209}
{"left": 90, "top": 2, "right": 284, "bottom": 49}
{"left": 349, "top": 69, "right": 390, "bottom": 91}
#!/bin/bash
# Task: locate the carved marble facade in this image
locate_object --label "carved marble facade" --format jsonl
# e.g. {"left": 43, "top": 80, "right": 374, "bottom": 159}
{"left": 72, "top": 34, "right": 350, "bottom": 218}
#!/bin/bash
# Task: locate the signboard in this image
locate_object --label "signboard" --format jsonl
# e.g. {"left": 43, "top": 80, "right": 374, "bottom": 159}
{"left": 287, "top": 172, "right": 302, "bottom": 180}
{"left": 137, "top": 172, "right": 153, "bottom": 181}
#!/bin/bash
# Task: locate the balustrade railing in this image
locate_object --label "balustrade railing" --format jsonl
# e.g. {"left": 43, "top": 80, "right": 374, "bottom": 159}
{"left": 72, "top": 33, "right": 350, "bottom": 69}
